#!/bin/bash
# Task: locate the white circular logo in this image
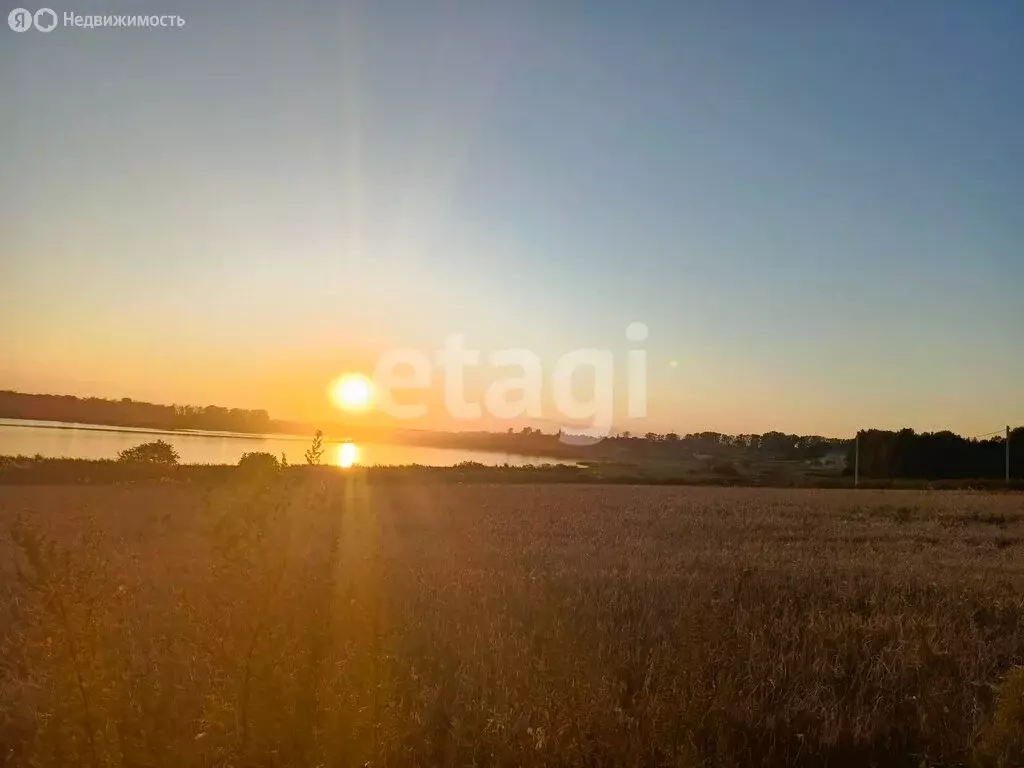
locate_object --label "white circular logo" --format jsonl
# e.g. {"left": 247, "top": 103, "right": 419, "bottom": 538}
{"left": 8, "top": 7, "right": 33, "bottom": 31}
{"left": 33, "top": 7, "right": 57, "bottom": 31}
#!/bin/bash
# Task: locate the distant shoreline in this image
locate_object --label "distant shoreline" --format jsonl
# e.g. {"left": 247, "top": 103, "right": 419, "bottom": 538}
{"left": 0, "top": 390, "right": 586, "bottom": 460}
{"left": 0, "top": 417, "right": 321, "bottom": 443}
{"left": 0, "top": 417, "right": 572, "bottom": 460}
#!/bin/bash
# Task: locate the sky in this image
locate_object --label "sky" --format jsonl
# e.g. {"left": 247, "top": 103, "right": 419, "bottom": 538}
{"left": 2, "top": 1, "right": 1023, "bottom": 437}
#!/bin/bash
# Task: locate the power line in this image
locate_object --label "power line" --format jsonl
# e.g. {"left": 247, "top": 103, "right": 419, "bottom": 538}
{"left": 854, "top": 428, "right": 1017, "bottom": 441}
{"left": 970, "top": 426, "right": 1023, "bottom": 440}
{"left": 969, "top": 430, "right": 1005, "bottom": 440}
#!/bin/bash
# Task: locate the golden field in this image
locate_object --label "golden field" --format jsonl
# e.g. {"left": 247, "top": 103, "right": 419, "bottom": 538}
{"left": 1, "top": 478, "right": 1023, "bottom": 767}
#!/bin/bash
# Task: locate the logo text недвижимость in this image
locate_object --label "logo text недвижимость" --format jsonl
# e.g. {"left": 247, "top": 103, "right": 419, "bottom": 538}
{"left": 8, "top": 8, "right": 184, "bottom": 32}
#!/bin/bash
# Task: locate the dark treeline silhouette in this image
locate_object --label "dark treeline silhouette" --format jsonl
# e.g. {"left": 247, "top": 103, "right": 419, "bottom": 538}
{"left": 605, "top": 430, "right": 848, "bottom": 461}
{"left": 853, "top": 428, "right": 1023, "bottom": 479}
{"left": 452, "top": 426, "right": 851, "bottom": 463}
{"left": 0, "top": 390, "right": 271, "bottom": 434}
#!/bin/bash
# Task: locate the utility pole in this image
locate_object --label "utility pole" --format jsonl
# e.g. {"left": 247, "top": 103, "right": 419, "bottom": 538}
{"left": 1007, "top": 426, "right": 1012, "bottom": 483}
{"left": 854, "top": 432, "right": 860, "bottom": 489}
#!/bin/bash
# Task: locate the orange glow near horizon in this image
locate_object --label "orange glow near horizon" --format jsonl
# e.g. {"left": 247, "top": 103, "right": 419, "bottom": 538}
{"left": 335, "top": 441, "right": 359, "bottom": 468}
{"left": 330, "top": 373, "right": 373, "bottom": 412}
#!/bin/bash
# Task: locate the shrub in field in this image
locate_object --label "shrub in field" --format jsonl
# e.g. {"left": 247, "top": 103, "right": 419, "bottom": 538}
{"left": 304, "top": 430, "right": 324, "bottom": 466}
{"left": 237, "top": 451, "right": 280, "bottom": 474}
{"left": 116, "top": 440, "right": 179, "bottom": 466}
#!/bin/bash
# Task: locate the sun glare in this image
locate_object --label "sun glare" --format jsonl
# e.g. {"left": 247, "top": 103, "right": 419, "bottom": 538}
{"left": 330, "top": 373, "right": 373, "bottom": 412}
{"left": 336, "top": 442, "right": 359, "bottom": 468}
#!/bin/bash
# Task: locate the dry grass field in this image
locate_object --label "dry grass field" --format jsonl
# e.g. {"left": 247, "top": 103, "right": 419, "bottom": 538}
{"left": 1, "top": 478, "right": 1023, "bottom": 767}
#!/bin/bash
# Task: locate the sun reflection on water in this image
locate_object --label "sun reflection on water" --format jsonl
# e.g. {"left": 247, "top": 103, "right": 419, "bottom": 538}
{"left": 335, "top": 442, "right": 359, "bottom": 468}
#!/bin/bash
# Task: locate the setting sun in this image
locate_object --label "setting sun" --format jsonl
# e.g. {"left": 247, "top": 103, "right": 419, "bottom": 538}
{"left": 330, "top": 373, "right": 373, "bottom": 412}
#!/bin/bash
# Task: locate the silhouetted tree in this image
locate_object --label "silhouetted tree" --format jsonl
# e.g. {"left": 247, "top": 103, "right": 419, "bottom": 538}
{"left": 238, "top": 452, "right": 280, "bottom": 474}
{"left": 849, "top": 428, "right": 1023, "bottom": 479}
{"left": 304, "top": 430, "right": 324, "bottom": 466}
{"left": 117, "top": 440, "right": 179, "bottom": 466}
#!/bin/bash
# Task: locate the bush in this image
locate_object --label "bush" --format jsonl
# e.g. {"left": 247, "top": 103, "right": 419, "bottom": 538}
{"left": 116, "top": 440, "right": 179, "bottom": 466}
{"left": 238, "top": 452, "right": 281, "bottom": 473}
{"left": 304, "top": 430, "right": 324, "bottom": 466}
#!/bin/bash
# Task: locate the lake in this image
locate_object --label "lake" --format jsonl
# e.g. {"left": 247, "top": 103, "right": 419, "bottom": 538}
{"left": 0, "top": 419, "right": 572, "bottom": 468}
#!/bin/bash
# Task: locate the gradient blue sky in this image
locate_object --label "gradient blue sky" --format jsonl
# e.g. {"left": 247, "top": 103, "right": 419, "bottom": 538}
{"left": 2, "top": 1, "right": 1022, "bottom": 436}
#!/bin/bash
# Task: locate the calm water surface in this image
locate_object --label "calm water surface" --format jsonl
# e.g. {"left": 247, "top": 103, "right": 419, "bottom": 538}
{"left": 0, "top": 419, "right": 570, "bottom": 468}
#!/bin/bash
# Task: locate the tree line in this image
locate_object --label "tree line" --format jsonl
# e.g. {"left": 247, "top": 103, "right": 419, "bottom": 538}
{"left": 0, "top": 390, "right": 271, "bottom": 434}
{"left": 502, "top": 426, "right": 1023, "bottom": 479}
{"left": 853, "top": 428, "right": 1023, "bottom": 479}
{"left": 496, "top": 427, "right": 850, "bottom": 463}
